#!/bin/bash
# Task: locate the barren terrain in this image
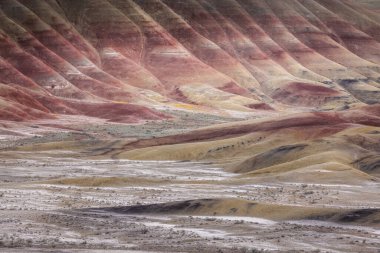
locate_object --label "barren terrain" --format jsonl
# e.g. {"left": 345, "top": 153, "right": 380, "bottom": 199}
{"left": 1, "top": 112, "right": 379, "bottom": 252}
{"left": 1, "top": 0, "right": 380, "bottom": 252}
{"left": 1, "top": 154, "right": 379, "bottom": 253}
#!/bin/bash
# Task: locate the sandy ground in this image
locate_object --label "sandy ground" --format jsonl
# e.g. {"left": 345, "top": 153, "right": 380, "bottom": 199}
{"left": 0, "top": 156, "right": 379, "bottom": 253}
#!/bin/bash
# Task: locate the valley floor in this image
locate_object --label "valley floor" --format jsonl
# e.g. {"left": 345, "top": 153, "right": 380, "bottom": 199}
{"left": 0, "top": 108, "right": 379, "bottom": 252}
{"left": 0, "top": 157, "right": 379, "bottom": 253}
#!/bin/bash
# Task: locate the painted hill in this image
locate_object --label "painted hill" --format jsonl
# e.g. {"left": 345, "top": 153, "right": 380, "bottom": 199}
{"left": 0, "top": 0, "right": 379, "bottom": 122}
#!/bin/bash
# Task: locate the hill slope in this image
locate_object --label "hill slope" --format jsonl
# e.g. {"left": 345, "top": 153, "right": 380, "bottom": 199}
{"left": 0, "top": 0, "right": 379, "bottom": 122}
